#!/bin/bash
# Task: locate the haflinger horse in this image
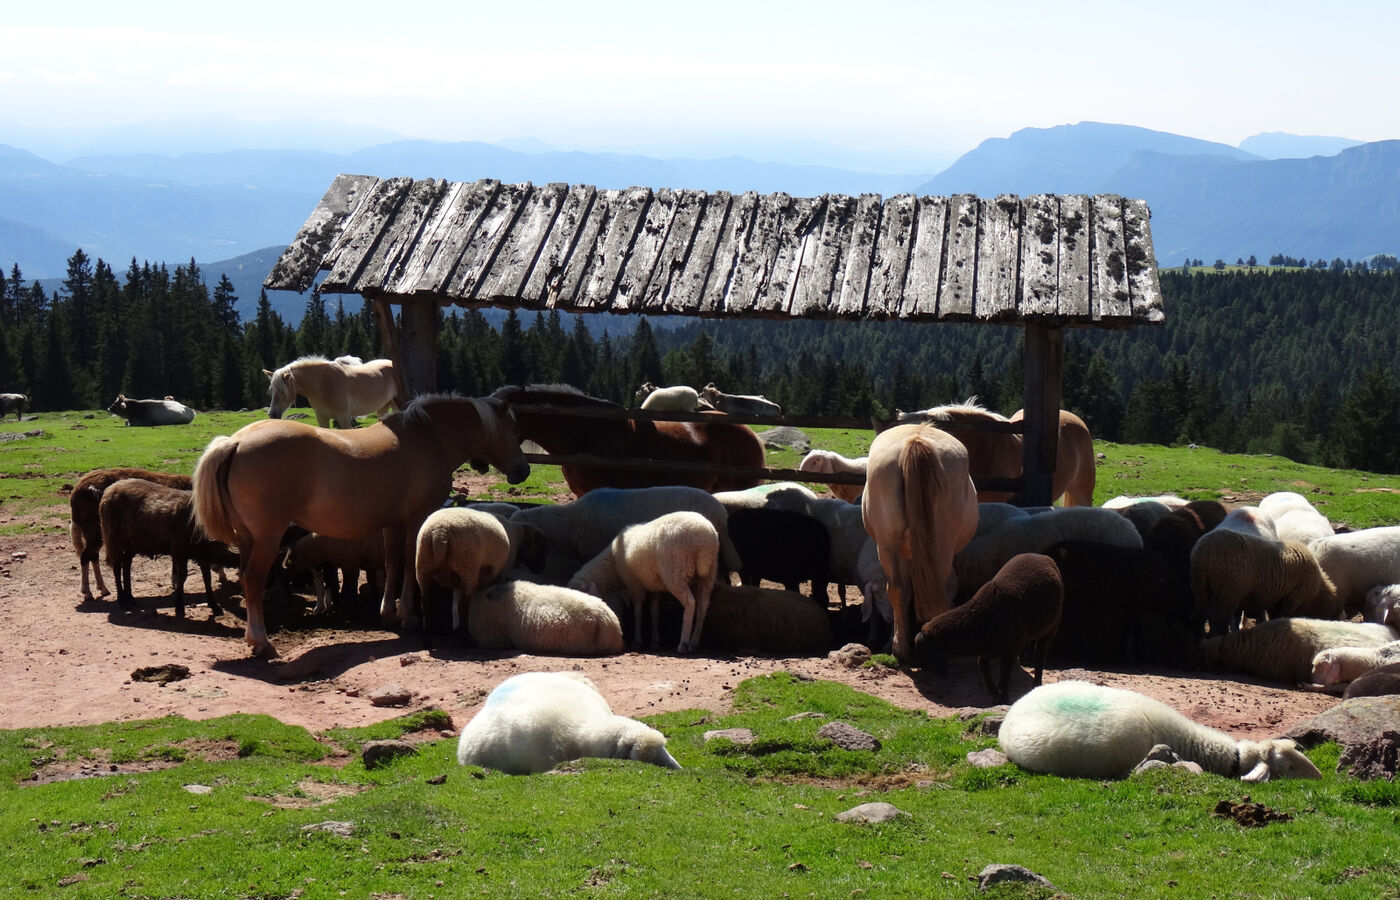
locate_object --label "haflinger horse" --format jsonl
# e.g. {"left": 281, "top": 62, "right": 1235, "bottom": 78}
{"left": 490, "top": 384, "right": 764, "bottom": 497}
{"left": 192, "top": 393, "right": 530, "bottom": 658}
{"left": 264, "top": 356, "right": 399, "bottom": 428}
{"left": 895, "top": 399, "right": 1095, "bottom": 506}
{"left": 862, "top": 423, "right": 980, "bottom": 663}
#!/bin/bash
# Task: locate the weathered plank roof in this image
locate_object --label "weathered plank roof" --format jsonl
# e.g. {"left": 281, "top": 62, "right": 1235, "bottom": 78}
{"left": 266, "top": 174, "right": 1164, "bottom": 327}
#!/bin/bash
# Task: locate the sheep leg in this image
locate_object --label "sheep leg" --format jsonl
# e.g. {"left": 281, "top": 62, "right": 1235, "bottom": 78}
{"left": 691, "top": 576, "right": 714, "bottom": 654}
{"left": 340, "top": 566, "right": 361, "bottom": 606}
{"left": 976, "top": 656, "right": 1000, "bottom": 701}
{"left": 311, "top": 568, "right": 331, "bottom": 615}
{"left": 199, "top": 561, "right": 218, "bottom": 614}
{"left": 675, "top": 586, "right": 698, "bottom": 654}
{"left": 451, "top": 587, "right": 464, "bottom": 633}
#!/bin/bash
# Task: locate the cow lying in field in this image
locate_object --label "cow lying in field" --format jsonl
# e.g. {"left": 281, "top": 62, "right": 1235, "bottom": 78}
{"left": 107, "top": 394, "right": 196, "bottom": 426}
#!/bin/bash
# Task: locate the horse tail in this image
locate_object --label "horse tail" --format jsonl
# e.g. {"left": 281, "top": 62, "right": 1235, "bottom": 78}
{"left": 901, "top": 431, "right": 950, "bottom": 621}
{"left": 192, "top": 435, "right": 244, "bottom": 546}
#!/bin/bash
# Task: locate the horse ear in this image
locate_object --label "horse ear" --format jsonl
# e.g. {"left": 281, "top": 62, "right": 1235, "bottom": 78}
{"left": 871, "top": 415, "right": 894, "bottom": 433}
{"left": 262, "top": 369, "right": 274, "bottom": 379}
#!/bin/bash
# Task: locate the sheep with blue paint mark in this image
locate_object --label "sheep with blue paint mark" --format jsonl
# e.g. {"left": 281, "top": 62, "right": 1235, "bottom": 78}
{"left": 999, "top": 680, "right": 1322, "bottom": 781}
{"left": 456, "top": 671, "right": 680, "bottom": 775}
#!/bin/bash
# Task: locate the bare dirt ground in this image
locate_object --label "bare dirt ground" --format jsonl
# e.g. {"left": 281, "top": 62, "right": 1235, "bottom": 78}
{"left": 0, "top": 488, "right": 1339, "bottom": 740}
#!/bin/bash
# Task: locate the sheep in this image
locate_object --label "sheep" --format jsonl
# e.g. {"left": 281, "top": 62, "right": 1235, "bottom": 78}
{"left": 1259, "top": 491, "right": 1335, "bottom": 544}
{"left": 700, "top": 383, "right": 782, "bottom": 418}
{"left": 698, "top": 584, "right": 835, "bottom": 655}
{"left": 1363, "top": 584, "right": 1400, "bottom": 627}
{"left": 1309, "top": 526, "right": 1400, "bottom": 616}
{"left": 796, "top": 449, "right": 867, "bottom": 502}
{"left": 70, "top": 467, "right": 195, "bottom": 601}
{"left": 713, "top": 481, "right": 817, "bottom": 516}
{"left": 286, "top": 532, "right": 387, "bottom": 615}
{"left": 1041, "top": 539, "right": 1196, "bottom": 666}
{"left": 456, "top": 671, "right": 679, "bottom": 774}
{"left": 807, "top": 497, "right": 869, "bottom": 605}
{"left": 1108, "top": 499, "right": 1179, "bottom": 541}
{"left": 1344, "top": 661, "right": 1400, "bottom": 700}
{"left": 1311, "top": 640, "right": 1400, "bottom": 686}
{"left": 1190, "top": 508, "right": 1337, "bottom": 634}
{"left": 568, "top": 511, "right": 719, "bottom": 653}
{"left": 511, "top": 486, "right": 742, "bottom": 574}
{"left": 467, "top": 581, "right": 625, "bottom": 655}
{"left": 1101, "top": 494, "right": 1188, "bottom": 512}
{"left": 1198, "top": 617, "right": 1400, "bottom": 683}
{"left": 726, "top": 507, "right": 831, "bottom": 603}
{"left": 415, "top": 508, "right": 547, "bottom": 633}
{"left": 1144, "top": 499, "right": 1228, "bottom": 591}
{"left": 953, "top": 506, "right": 1143, "bottom": 600}
{"left": 855, "top": 537, "right": 893, "bottom": 648}
{"left": 99, "top": 478, "right": 238, "bottom": 617}
{"left": 998, "top": 680, "right": 1322, "bottom": 781}
{"left": 634, "top": 382, "right": 701, "bottom": 411}
{"left": 913, "top": 553, "right": 1063, "bottom": 703}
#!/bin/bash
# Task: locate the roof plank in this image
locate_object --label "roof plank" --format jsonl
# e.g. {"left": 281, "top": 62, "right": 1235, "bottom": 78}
{"left": 269, "top": 175, "right": 1165, "bottom": 329}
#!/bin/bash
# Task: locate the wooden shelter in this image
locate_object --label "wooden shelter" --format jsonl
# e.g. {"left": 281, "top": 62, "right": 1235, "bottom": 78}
{"left": 265, "top": 174, "right": 1164, "bottom": 504}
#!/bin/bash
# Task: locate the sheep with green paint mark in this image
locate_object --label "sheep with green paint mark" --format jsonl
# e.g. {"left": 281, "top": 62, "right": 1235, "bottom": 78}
{"left": 999, "top": 680, "right": 1321, "bottom": 781}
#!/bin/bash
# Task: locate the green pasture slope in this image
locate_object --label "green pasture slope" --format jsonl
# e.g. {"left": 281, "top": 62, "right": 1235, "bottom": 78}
{"left": 2, "top": 408, "right": 1400, "bottom": 897}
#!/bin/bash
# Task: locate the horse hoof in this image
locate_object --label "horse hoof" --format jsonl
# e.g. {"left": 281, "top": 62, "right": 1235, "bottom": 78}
{"left": 247, "top": 638, "right": 279, "bottom": 659}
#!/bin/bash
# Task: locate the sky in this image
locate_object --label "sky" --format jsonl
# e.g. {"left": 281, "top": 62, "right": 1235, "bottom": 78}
{"left": 3, "top": 0, "right": 1397, "bottom": 171}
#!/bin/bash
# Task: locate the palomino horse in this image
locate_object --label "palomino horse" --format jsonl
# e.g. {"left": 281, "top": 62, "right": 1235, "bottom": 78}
{"left": 192, "top": 394, "right": 529, "bottom": 657}
{"left": 862, "top": 423, "right": 980, "bottom": 663}
{"left": 264, "top": 356, "right": 399, "bottom": 428}
{"left": 491, "top": 384, "right": 765, "bottom": 496}
{"left": 896, "top": 400, "right": 1095, "bottom": 506}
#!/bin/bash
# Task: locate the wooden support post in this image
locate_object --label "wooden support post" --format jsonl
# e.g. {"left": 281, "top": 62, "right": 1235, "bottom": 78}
{"left": 369, "top": 294, "right": 409, "bottom": 407}
{"left": 398, "top": 298, "right": 439, "bottom": 398}
{"left": 1021, "top": 323, "right": 1063, "bottom": 506}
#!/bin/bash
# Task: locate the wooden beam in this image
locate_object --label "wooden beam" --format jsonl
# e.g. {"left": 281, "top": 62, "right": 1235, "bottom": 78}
{"left": 399, "top": 298, "right": 438, "bottom": 397}
{"left": 369, "top": 294, "right": 409, "bottom": 407}
{"left": 1020, "top": 322, "right": 1063, "bottom": 506}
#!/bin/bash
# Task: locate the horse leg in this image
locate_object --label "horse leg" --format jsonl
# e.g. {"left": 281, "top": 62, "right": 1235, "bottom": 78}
{"left": 239, "top": 539, "right": 282, "bottom": 658}
{"left": 378, "top": 526, "right": 405, "bottom": 626}
{"left": 885, "top": 555, "right": 915, "bottom": 664}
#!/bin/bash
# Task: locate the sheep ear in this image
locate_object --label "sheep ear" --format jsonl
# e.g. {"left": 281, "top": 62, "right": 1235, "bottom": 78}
{"left": 1240, "top": 760, "right": 1272, "bottom": 783}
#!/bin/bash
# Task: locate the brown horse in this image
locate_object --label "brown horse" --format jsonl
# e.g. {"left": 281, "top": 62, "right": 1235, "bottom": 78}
{"left": 896, "top": 400, "right": 1095, "bottom": 506}
{"left": 192, "top": 394, "right": 529, "bottom": 657}
{"left": 861, "top": 423, "right": 980, "bottom": 662}
{"left": 491, "top": 384, "right": 764, "bottom": 496}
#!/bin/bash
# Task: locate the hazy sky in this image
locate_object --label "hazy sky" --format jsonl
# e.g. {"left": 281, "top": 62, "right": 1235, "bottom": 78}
{"left": 4, "top": 0, "right": 1396, "bottom": 169}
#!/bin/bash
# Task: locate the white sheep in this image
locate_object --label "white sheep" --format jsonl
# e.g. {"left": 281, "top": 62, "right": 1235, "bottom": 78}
{"left": 998, "top": 680, "right": 1322, "bottom": 781}
{"left": 1310, "top": 639, "right": 1400, "bottom": 686}
{"left": 1199, "top": 616, "right": 1400, "bottom": 683}
{"left": 797, "top": 449, "right": 867, "bottom": 502}
{"left": 1259, "top": 491, "right": 1334, "bottom": 544}
{"left": 568, "top": 510, "right": 719, "bottom": 653}
{"left": 511, "top": 485, "right": 742, "bottom": 574}
{"left": 1190, "top": 508, "right": 1337, "bottom": 633}
{"left": 953, "top": 506, "right": 1143, "bottom": 599}
{"left": 713, "top": 481, "right": 818, "bottom": 516}
{"left": 855, "top": 537, "right": 893, "bottom": 644}
{"left": 1309, "top": 526, "right": 1400, "bottom": 615}
{"left": 1101, "top": 494, "right": 1188, "bottom": 511}
{"left": 415, "top": 508, "right": 545, "bottom": 632}
{"left": 1363, "top": 583, "right": 1400, "bottom": 628}
{"left": 467, "top": 581, "right": 625, "bottom": 655}
{"left": 635, "top": 382, "right": 701, "bottom": 411}
{"left": 456, "top": 672, "right": 680, "bottom": 774}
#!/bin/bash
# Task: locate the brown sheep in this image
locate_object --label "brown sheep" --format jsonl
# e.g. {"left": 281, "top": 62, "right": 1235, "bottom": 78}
{"left": 913, "top": 552, "right": 1064, "bottom": 703}
{"left": 71, "top": 467, "right": 194, "bottom": 601}
{"left": 1144, "top": 499, "right": 1228, "bottom": 590}
{"left": 99, "top": 478, "right": 238, "bottom": 617}
{"left": 1190, "top": 529, "right": 1337, "bottom": 634}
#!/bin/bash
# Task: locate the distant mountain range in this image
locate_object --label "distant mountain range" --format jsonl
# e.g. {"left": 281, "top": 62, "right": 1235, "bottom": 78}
{"left": 5, "top": 121, "right": 1398, "bottom": 324}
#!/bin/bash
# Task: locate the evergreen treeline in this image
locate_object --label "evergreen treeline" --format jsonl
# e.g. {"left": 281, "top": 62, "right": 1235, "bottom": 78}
{"left": 2, "top": 253, "right": 1398, "bottom": 474}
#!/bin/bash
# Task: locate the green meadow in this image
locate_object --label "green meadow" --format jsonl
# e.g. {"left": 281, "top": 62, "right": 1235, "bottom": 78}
{"left": 2, "top": 407, "right": 1400, "bottom": 898}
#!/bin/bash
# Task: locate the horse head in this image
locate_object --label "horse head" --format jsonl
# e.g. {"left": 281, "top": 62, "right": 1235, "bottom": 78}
{"left": 264, "top": 367, "right": 295, "bottom": 419}
{"left": 635, "top": 382, "right": 656, "bottom": 399}
{"left": 481, "top": 397, "right": 531, "bottom": 485}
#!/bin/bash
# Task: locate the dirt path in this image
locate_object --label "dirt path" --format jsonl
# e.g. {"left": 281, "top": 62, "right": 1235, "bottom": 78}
{"left": 0, "top": 519, "right": 1337, "bottom": 739}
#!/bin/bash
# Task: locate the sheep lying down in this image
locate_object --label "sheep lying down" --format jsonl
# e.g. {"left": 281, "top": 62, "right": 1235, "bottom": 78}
{"left": 999, "top": 680, "right": 1321, "bottom": 781}
{"left": 457, "top": 672, "right": 681, "bottom": 775}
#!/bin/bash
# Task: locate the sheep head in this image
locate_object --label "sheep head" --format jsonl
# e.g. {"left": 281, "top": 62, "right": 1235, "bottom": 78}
{"left": 612, "top": 720, "right": 681, "bottom": 770}
{"left": 1238, "top": 738, "right": 1321, "bottom": 782}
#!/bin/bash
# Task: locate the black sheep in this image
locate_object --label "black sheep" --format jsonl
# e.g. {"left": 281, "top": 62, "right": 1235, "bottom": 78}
{"left": 1144, "top": 500, "right": 1228, "bottom": 592}
{"left": 725, "top": 508, "right": 831, "bottom": 603}
{"left": 913, "top": 552, "right": 1063, "bottom": 703}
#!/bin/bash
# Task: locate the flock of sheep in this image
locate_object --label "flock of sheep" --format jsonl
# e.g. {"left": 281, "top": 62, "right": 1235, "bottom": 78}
{"left": 59, "top": 384, "right": 1400, "bottom": 780}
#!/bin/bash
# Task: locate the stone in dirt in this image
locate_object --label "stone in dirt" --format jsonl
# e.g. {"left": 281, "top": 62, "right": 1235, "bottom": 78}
{"left": 703, "top": 728, "right": 754, "bottom": 745}
{"left": 302, "top": 820, "right": 355, "bottom": 836}
{"left": 754, "top": 426, "right": 809, "bottom": 451}
{"left": 966, "top": 748, "right": 1008, "bottom": 768}
{"left": 368, "top": 683, "right": 413, "bottom": 707}
{"left": 1285, "top": 695, "right": 1400, "bottom": 759}
{"left": 828, "top": 643, "right": 871, "bottom": 669}
{"left": 1338, "top": 729, "right": 1400, "bottom": 781}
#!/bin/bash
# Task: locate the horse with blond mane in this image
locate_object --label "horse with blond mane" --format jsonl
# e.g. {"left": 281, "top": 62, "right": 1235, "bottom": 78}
{"left": 862, "top": 423, "right": 980, "bottom": 662}
{"left": 264, "top": 356, "right": 399, "bottom": 428}
{"left": 192, "top": 394, "right": 529, "bottom": 657}
{"left": 896, "top": 399, "right": 1095, "bottom": 506}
